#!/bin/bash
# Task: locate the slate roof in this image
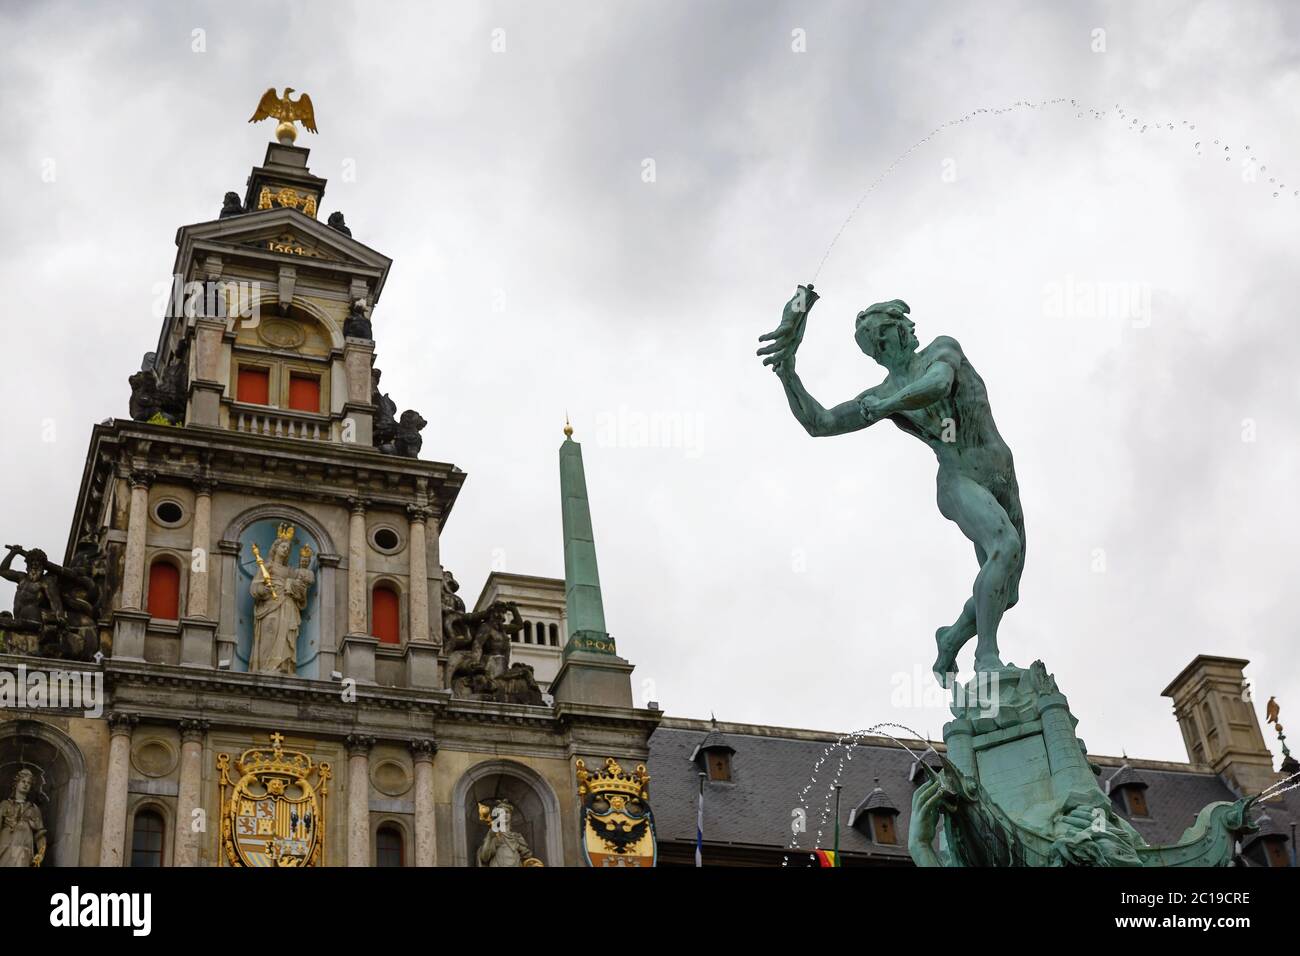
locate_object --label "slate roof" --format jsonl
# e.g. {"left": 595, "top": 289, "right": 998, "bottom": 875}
{"left": 647, "top": 717, "right": 1300, "bottom": 864}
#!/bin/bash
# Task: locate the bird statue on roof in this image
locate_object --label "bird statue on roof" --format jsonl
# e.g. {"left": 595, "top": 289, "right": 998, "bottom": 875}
{"left": 1266, "top": 695, "right": 1280, "bottom": 726}
{"left": 249, "top": 87, "right": 318, "bottom": 145}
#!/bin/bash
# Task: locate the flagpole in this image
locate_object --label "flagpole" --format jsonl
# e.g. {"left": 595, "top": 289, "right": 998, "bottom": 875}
{"left": 833, "top": 784, "right": 842, "bottom": 867}
{"left": 696, "top": 771, "right": 706, "bottom": 868}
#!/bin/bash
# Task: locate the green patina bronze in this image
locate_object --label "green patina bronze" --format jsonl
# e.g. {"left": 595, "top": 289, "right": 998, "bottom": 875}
{"left": 559, "top": 429, "right": 616, "bottom": 657}
{"left": 759, "top": 285, "right": 1255, "bottom": 866}
{"left": 759, "top": 285, "right": 1024, "bottom": 683}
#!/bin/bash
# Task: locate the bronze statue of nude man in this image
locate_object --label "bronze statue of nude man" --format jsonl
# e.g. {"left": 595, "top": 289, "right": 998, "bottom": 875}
{"left": 758, "top": 285, "right": 1025, "bottom": 681}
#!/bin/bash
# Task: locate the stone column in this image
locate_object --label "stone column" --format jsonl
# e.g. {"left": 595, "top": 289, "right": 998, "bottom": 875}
{"left": 347, "top": 499, "right": 368, "bottom": 635}
{"left": 173, "top": 719, "right": 209, "bottom": 867}
{"left": 409, "top": 739, "right": 438, "bottom": 867}
{"left": 120, "top": 472, "right": 153, "bottom": 610}
{"left": 346, "top": 734, "right": 376, "bottom": 867}
{"left": 186, "top": 481, "right": 213, "bottom": 618}
{"left": 99, "top": 712, "right": 138, "bottom": 867}
{"left": 407, "top": 506, "right": 430, "bottom": 643}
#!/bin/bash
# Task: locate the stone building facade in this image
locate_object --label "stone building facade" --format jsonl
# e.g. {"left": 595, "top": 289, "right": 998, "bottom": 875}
{"left": 0, "top": 137, "right": 658, "bottom": 868}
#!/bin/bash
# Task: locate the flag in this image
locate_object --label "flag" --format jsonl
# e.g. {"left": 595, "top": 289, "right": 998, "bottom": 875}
{"left": 695, "top": 774, "right": 705, "bottom": 867}
{"left": 814, "top": 848, "right": 840, "bottom": 868}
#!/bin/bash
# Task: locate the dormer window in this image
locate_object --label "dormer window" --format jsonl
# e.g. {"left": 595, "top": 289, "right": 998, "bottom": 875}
{"left": 848, "top": 778, "right": 900, "bottom": 846}
{"left": 1105, "top": 765, "right": 1151, "bottom": 819}
{"left": 691, "top": 718, "right": 736, "bottom": 783}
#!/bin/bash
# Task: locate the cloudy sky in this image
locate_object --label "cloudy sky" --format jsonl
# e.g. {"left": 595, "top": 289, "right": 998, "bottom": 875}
{"left": 1, "top": 0, "right": 1297, "bottom": 765}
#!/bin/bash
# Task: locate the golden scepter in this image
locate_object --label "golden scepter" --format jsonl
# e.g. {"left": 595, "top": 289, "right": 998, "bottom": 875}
{"left": 250, "top": 543, "right": 278, "bottom": 599}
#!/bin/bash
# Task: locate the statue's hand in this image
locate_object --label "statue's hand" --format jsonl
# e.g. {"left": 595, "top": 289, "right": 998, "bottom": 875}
{"left": 909, "top": 774, "right": 951, "bottom": 847}
{"left": 757, "top": 284, "right": 818, "bottom": 368}
{"left": 858, "top": 394, "right": 887, "bottom": 424}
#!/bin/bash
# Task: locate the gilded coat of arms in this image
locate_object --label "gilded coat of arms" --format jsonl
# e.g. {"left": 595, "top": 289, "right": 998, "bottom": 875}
{"left": 575, "top": 757, "right": 657, "bottom": 867}
{"left": 217, "top": 732, "right": 330, "bottom": 867}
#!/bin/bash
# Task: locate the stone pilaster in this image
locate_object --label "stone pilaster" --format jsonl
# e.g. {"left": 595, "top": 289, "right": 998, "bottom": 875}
{"left": 404, "top": 506, "right": 438, "bottom": 689}
{"left": 180, "top": 479, "right": 218, "bottom": 667}
{"left": 120, "top": 471, "right": 153, "bottom": 610}
{"left": 173, "top": 719, "right": 209, "bottom": 866}
{"left": 99, "top": 712, "right": 138, "bottom": 867}
{"left": 346, "top": 734, "right": 376, "bottom": 867}
{"left": 347, "top": 498, "right": 368, "bottom": 635}
{"left": 186, "top": 480, "right": 213, "bottom": 618}
{"left": 341, "top": 499, "right": 378, "bottom": 683}
{"left": 407, "top": 506, "right": 430, "bottom": 643}
{"left": 410, "top": 738, "right": 438, "bottom": 867}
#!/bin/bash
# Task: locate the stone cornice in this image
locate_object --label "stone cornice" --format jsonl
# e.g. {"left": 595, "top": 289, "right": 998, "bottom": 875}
{"left": 73, "top": 421, "right": 466, "bottom": 535}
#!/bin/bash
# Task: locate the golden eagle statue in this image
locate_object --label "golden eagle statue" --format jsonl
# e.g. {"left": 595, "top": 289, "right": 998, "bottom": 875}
{"left": 249, "top": 87, "right": 318, "bottom": 144}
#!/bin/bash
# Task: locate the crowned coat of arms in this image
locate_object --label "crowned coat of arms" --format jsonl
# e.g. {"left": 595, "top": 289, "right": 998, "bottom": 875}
{"left": 575, "top": 757, "right": 657, "bottom": 867}
{"left": 217, "top": 732, "right": 331, "bottom": 867}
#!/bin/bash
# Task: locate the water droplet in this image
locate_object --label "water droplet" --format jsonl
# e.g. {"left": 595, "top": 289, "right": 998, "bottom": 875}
{"left": 1274, "top": 192, "right": 1279, "bottom": 197}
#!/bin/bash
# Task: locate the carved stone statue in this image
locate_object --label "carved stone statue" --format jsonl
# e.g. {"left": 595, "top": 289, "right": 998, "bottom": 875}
{"left": 759, "top": 285, "right": 1025, "bottom": 682}
{"left": 128, "top": 352, "right": 163, "bottom": 422}
{"left": 327, "top": 211, "right": 352, "bottom": 237}
{"left": 0, "top": 541, "right": 109, "bottom": 661}
{"left": 390, "top": 410, "right": 426, "bottom": 458}
{"left": 128, "top": 345, "right": 187, "bottom": 425}
{"left": 1, "top": 545, "right": 64, "bottom": 655}
{"left": 342, "top": 298, "right": 372, "bottom": 340}
{"left": 442, "top": 585, "right": 543, "bottom": 704}
{"left": 250, "top": 528, "right": 314, "bottom": 674}
{"left": 157, "top": 340, "right": 189, "bottom": 423}
{"left": 219, "top": 191, "right": 245, "bottom": 218}
{"left": 371, "top": 369, "right": 399, "bottom": 449}
{"left": 476, "top": 800, "right": 539, "bottom": 867}
{"left": 0, "top": 768, "right": 47, "bottom": 867}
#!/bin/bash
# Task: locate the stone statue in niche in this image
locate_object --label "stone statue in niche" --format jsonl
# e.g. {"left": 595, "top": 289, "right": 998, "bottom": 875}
{"left": 343, "top": 298, "right": 372, "bottom": 340}
{"left": 476, "top": 800, "right": 541, "bottom": 867}
{"left": 0, "top": 768, "right": 47, "bottom": 867}
{"left": 250, "top": 525, "right": 314, "bottom": 675}
{"left": 219, "top": 191, "right": 245, "bottom": 218}
{"left": 326, "top": 210, "right": 352, "bottom": 237}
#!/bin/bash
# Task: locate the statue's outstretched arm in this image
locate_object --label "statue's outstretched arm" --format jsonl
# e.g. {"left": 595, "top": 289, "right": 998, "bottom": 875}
{"left": 776, "top": 363, "right": 882, "bottom": 437}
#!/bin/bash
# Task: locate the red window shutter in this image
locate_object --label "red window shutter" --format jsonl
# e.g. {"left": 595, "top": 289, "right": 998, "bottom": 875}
{"left": 147, "top": 561, "right": 180, "bottom": 620}
{"left": 288, "top": 373, "right": 321, "bottom": 412}
{"left": 237, "top": 367, "right": 270, "bottom": 405}
{"left": 371, "top": 585, "right": 400, "bottom": 644}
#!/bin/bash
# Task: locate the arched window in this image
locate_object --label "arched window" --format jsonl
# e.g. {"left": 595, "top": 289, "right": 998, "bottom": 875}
{"left": 549, "top": 623, "right": 559, "bottom": 647}
{"left": 371, "top": 584, "right": 400, "bottom": 644}
{"left": 376, "top": 825, "right": 404, "bottom": 867}
{"left": 147, "top": 559, "right": 181, "bottom": 620}
{"left": 522, "top": 621, "right": 532, "bottom": 644}
{"left": 131, "top": 809, "right": 165, "bottom": 867}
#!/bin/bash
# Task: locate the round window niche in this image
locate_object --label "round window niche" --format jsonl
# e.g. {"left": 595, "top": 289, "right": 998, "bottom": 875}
{"left": 370, "top": 526, "right": 403, "bottom": 554}
{"left": 152, "top": 499, "right": 187, "bottom": 528}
